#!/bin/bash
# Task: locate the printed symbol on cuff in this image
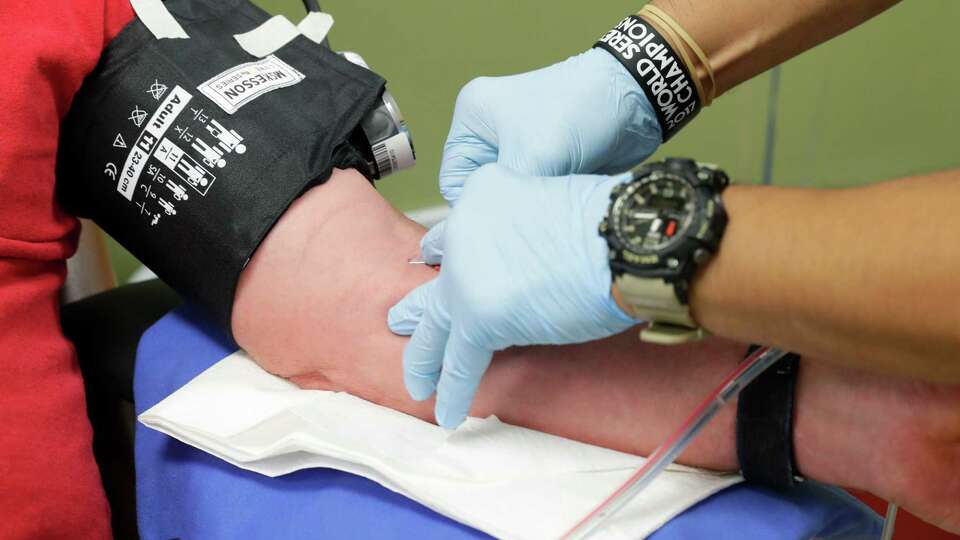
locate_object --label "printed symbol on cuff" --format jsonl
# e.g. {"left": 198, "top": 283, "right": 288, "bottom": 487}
{"left": 140, "top": 184, "right": 157, "bottom": 199}
{"left": 156, "top": 137, "right": 216, "bottom": 196}
{"left": 174, "top": 124, "right": 194, "bottom": 143}
{"left": 190, "top": 107, "right": 209, "bottom": 124}
{"left": 158, "top": 198, "right": 177, "bottom": 216}
{"left": 150, "top": 214, "right": 161, "bottom": 226}
{"left": 129, "top": 106, "right": 147, "bottom": 127}
{"left": 147, "top": 79, "right": 168, "bottom": 101}
{"left": 177, "top": 159, "right": 212, "bottom": 189}
{"left": 206, "top": 119, "right": 246, "bottom": 155}
{"left": 192, "top": 138, "right": 227, "bottom": 169}
{"left": 147, "top": 164, "right": 165, "bottom": 184}
{"left": 113, "top": 133, "right": 128, "bottom": 149}
{"left": 104, "top": 162, "right": 117, "bottom": 180}
{"left": 165, "top": 180, "right": 189, "bottom": 201}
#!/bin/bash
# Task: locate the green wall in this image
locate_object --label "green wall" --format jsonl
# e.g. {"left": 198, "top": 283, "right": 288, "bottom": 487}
{"left": 108, "top": 0, "right": 960, "bottom": 280}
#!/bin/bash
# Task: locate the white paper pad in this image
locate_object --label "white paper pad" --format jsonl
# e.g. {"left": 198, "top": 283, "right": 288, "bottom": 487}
{"left": 139, "top": 351, "right": 740, "bottom": 540}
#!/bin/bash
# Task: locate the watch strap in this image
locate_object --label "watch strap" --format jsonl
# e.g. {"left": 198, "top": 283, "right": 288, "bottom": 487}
{"left": 736, "top": 345, "right": 803, "bottom": 489}
{"left": 614, "top": 273, "right": 706, "bottom": 344}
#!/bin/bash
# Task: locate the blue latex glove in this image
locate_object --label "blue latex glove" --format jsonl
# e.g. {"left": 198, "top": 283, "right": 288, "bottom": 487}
{"left": 439, "top": 48, "right": 661, "bottom": 205}
{"left": 388, "top": 164, "right": 639, "bottom": 428}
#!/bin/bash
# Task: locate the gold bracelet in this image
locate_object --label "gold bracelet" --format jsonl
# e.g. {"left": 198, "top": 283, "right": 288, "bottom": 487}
{"left": 637, "top": 10, "right": 707, "bottom": 106}
{"left": 640, "top": 4, "right": 717, "bottom": 105}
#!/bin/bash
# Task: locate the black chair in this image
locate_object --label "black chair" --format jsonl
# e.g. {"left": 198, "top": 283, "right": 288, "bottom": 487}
{"left": 62, "top": 278, "right": 181, "bottom": 540}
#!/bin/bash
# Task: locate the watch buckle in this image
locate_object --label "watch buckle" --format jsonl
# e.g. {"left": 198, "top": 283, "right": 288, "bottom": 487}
{"left": 640, "top": 322, "right": 709, "bottom": 345}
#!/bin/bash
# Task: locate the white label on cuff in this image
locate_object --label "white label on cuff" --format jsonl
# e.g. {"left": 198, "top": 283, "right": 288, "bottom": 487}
{"left": 118, "top": 85, "right": 192, "bottom": 200}
{"left": 198, "top": 55, "right": 305, "bottom": 115}
{"left": 372, "top": 133, "right": 416, "bottom": 177}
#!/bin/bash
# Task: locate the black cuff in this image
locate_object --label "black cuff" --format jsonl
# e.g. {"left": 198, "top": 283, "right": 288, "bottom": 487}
{"left": 736, "top": 345, "right": 802, "bottom": 489}
{"left": 56, "top": 0, "right": 385, "bottom": 338}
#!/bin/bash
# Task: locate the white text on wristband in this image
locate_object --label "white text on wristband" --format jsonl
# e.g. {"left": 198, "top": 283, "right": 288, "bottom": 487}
{"left": 594, "top": 15, "right": 701, "bottom": 141}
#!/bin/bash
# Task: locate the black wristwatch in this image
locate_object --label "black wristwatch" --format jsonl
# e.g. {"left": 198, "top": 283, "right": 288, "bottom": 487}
{"left": 599, "top": 158, "right": 729, "bottom": 344}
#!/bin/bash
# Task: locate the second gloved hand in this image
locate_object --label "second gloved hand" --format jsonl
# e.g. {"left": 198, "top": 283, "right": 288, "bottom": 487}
{"left": 387, "top": 164, "right": 639, "bottom": 429}
{"left": 439, "top": 48, "right": 661, "bottom": 205}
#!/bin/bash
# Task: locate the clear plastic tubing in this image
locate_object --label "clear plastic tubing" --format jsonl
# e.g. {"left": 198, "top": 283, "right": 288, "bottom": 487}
{"left": 561, "top": 346, "right": 789, "bottom": 540}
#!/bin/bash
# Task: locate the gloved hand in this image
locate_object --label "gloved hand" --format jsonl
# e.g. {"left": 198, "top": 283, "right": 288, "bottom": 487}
{"left": 388, "top": 164, "right": 639, "bottom": 429}
{"left": 439, "top": 48, "right": 661, "bottom": 205}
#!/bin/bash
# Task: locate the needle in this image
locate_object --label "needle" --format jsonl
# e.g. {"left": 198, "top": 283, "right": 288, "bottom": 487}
{"left": 408, "top": 258, "right": 441, "bottom": 272}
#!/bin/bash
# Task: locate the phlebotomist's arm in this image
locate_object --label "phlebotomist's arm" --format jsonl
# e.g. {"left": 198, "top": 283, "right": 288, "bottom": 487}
{"left": 632, "top": 0, "right": 960, "bottom": 381}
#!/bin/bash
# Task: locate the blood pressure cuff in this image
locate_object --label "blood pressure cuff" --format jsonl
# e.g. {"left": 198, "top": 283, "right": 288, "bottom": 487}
{"left": 57, "top": 0, "right": 385, "bottom": 338}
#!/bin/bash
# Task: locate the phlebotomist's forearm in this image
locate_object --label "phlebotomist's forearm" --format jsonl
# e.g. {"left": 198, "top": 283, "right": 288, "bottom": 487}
{"left": 689, "top": 169, "right": 960, "bottom": 382}
{"left": 652, "top": 0, "right": 901, "bottom": 98}
{"left": 636, "top": 0, "right": 960, "bottom": 380}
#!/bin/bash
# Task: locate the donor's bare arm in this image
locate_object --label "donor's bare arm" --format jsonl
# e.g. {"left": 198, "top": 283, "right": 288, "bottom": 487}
{"left": 231, "top": 168, "right": 960, "bottom": 533}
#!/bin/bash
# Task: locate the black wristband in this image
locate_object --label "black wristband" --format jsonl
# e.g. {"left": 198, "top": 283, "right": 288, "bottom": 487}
{"left": 736, "top": 345, "right": 803, "bottom": 489}
{"left": 594, "top": 15, "right": 701, "bottom": 141}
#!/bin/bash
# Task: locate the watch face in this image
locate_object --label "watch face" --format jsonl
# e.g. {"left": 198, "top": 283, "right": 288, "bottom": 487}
{"left": 613, "top": 173, "right": 698, "bottom": 254}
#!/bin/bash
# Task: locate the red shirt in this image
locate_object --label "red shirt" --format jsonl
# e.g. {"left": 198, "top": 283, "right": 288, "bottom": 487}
{"left": 0, "top": 3, "right": 955, "bottom": 540}
{"left": 0, "top": 1, "right": 133, "bottom": 538}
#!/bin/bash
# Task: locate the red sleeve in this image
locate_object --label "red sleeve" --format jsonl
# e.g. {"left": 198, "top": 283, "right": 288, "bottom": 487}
{"left": 0, "top": 1, "right": 133, "bottom": 538}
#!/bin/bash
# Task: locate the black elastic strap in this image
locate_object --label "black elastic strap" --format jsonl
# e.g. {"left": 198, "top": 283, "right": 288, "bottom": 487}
{"left": 736, "top": 345, "right": 802, "bottom": 489}
{"left": 594, "top": 14, "right": 701, "bottom": 141}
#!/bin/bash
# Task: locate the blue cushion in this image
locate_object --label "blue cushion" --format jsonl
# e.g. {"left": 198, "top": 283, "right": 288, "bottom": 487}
{"left": 134, "top": 304, "right": 881, "bottom": 540}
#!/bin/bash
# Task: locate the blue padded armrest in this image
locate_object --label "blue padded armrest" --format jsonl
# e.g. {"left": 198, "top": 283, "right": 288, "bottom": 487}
{"left": 134, "top": 304, "right": 881, "bottom": 540}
